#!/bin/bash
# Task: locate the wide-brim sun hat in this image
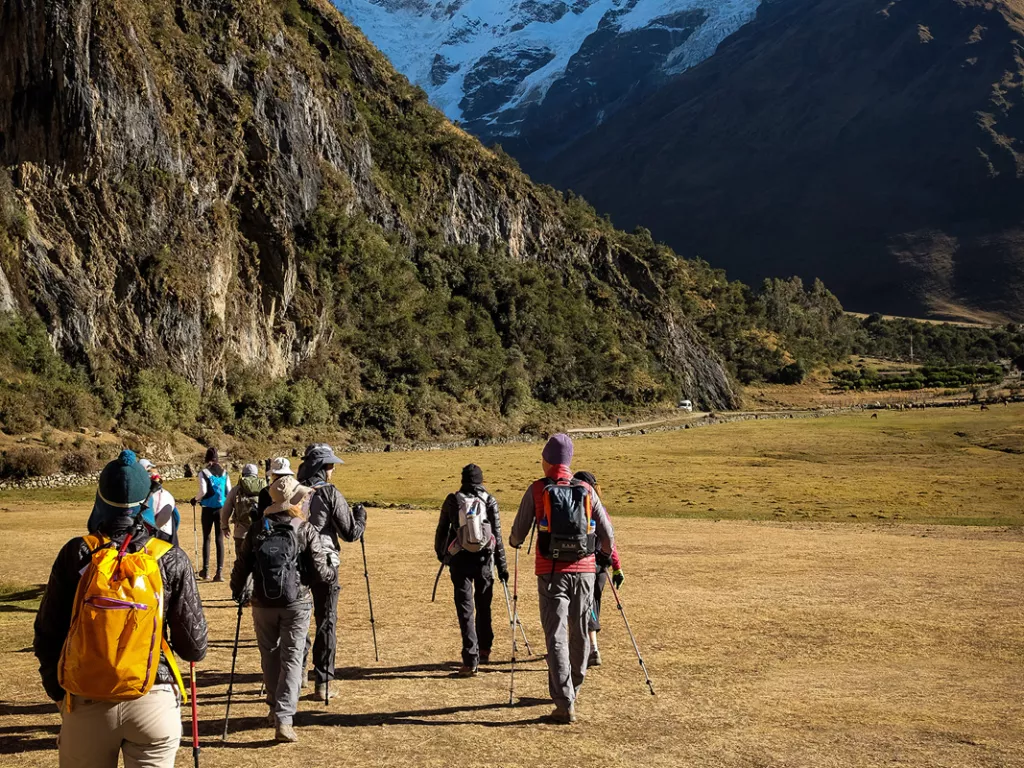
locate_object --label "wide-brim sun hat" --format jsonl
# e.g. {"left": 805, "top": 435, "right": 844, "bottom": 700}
{"left": 265, "top": 475, "right": 312, "bottom": 515}
{"left": 269, "top": 457, "right": 295, "bottom": 476}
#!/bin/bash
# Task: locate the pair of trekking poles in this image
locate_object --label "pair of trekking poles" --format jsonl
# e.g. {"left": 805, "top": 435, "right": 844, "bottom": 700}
{"left": 221, "top": 536, "right": 379, "bottom": 740}
{"left": 507, "top": 526, "right": 655, "bottom": 705}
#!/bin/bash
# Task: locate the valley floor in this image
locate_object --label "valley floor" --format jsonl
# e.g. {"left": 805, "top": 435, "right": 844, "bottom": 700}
{"left": 1, "top": 406, "right": 1022, "bottom": 767}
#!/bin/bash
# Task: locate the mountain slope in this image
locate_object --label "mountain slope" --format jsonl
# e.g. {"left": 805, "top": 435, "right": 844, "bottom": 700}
{"left": 332, "top": 0, "right": 762, "bottom": 159}
{"left": 545, "top": 0, "right": 1024, "bottom": 322}
{"left": 0, "top": 0, "right": 773, "bottom": 441}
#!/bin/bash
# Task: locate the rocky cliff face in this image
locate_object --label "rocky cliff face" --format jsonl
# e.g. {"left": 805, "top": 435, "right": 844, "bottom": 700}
{"left": 546, "top": 0, "right": 1024, "bottom": 322}
{"left": 0, "top": 0, "right": 738, "bottom": 410}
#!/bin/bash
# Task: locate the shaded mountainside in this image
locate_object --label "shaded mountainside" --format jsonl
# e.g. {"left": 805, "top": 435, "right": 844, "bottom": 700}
{"left": 546, "top": 0, "right": 1024, "bottom": 323}
{"left": 332, "top": 0, "right": 762, "bottom": 162}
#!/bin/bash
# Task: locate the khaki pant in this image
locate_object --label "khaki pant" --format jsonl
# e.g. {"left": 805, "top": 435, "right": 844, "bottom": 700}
{"left": 538, "top": 572, "right": 595, "bottom": 708}
{"left": 58, "top": 686, "right": 181, "bottom": 768}
{"left": 253, "top": 604, "right": 312, "bottom": 726}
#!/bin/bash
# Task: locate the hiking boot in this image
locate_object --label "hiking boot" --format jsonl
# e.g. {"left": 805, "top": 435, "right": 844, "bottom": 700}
{"left": 275, "top": 722, "right": 299, "bottom": 743}
{"left": 549, "top": 704, "right": 577, "bottom": 725}
{"left": 479, "top": 650, "right": 491, "bottom": 664}
{"left": 588, "top": 649, "right": 602, "bottom": 667}
{"left": 457, "top": 665, "right": 478, "bottom": 678}
{"left": 315, "top": 683, "right": 328, "bottom": 702}
{"left": 198, "top": 570, "right": 208, "bottom": 580}
{"left": 212, "top": 572, "right": 224, "bottom": 583}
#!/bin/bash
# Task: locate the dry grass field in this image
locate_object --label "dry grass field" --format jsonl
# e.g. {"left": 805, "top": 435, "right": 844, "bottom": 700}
{"left": 1, "top": 407, "right": 1023, "bottom": 767}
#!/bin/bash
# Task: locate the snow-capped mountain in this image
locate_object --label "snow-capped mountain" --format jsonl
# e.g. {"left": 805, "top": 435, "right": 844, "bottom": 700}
{"left": 333, "top": 0, "right": 761, "bottom": 153}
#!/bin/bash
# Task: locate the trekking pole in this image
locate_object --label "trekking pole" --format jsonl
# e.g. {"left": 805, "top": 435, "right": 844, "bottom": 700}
{"left": 431, "top": 560, "right": 446, "bottom": 602}
{"left": 360, "top": 536, "right": 379, "bottom": 662}
{"left": 509, "top": 548, "right": 521, "bottom": 706}
{"left": 526, "top": 522, "right": 536, "bottom": 555}
{"left": 500, "top": 573, "right": 533, "bottom": 656}
{"left": 190, "top": 500, "right": 200, "bottom": 571}
{"left": 189, "top": 662, "right": 200, "bottom": 768}
{"left": 608, "top": 580, "right": 656, "bottom": 696}
{"left": 223, "top": 601, "right": 243, "bottom": 740}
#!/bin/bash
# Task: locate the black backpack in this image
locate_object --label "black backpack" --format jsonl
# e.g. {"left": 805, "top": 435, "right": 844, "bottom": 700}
{"left": 538, "top": 478, "right": 596, "bottom": 562}
{"left": 253, "top": 519, "right": 301, "bottom": 606}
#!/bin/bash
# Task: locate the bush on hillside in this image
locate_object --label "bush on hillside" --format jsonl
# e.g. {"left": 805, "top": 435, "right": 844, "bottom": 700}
{"left": 60, "top": 449, "right": 101, "bottom": 475}
{"left": 0, "top": 447, "right": 58, "bottom": 479}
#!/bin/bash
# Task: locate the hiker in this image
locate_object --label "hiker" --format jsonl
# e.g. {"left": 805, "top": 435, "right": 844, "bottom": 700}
{"left": 296, "top": 443, "right": 367, "bottom": 701}
{"left": 572, "top": 471, "right": 624, "bottom": 667}
{"left": 189, "top": 447, "right": 231, "bottom": 581}
{"left": 434, "top": 463, "right": 509, "bottom": 676}
{"left": 509, "top": 434, "right": 614, "bottom": 724}
{"left": 221, "top": 464, "right": 267, "bottom": 561}
{"left": 34, "top": 450, "right": 208, "bottom": 768}
{"left": 230, "top": 468, "right": 335, "bottom": 743}
{"left": 141, "top": 459, "right": 179, "bottom": 546}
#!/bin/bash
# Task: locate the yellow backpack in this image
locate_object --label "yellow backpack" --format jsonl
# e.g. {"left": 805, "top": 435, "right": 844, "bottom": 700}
{"left": 58, "top": 534, "right": 187, "bottom": 705}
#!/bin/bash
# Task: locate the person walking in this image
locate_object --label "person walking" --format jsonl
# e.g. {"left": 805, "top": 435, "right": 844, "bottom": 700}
{"left": 221, "top": 464, "right": 267, "bottom": 561}
{"left": 572, "top": 471, "right": 624, "bottom": 668}
{"left": 34, "top": 450, "right": 208, "bottom": 768}
{"left": 435, "top": 464, "right": 509, "bottom": 676}
{"left": 296, "top": 444, "right": 366, "bottom": 701}
{"left": 190, "top": 447, "right": 231, "bottom": 581}
{"left": 509, "top": 434, "right": 614, "bottom": 724}
{"left": 230, "top": 468, "right": 335, "bottom": 743}
{"left": 141, "top": 459, "right": 180, "bottom": 546}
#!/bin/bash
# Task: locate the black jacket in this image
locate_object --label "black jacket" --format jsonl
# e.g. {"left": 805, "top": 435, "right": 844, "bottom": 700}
{"left": 33, "top": 519, "right": 208, "bottom": 702}
{"left": 435, "top": 485, "right": 509, "bottom": 575}
{"left": 307, "top": 482, "right": 366, "bottom": 552}
{"left": 230, "top": 512, "right": 336, "bottom": 606}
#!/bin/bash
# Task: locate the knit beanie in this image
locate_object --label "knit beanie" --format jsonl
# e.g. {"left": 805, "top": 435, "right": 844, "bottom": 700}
{"left": 461, "top": 464, "right": 484, "bottom": 487}
{"left": 93, "top": 449, "right": 154, "bottom": 526}
{"left": 541, "top": 433, "right": 574, "bottom": 466}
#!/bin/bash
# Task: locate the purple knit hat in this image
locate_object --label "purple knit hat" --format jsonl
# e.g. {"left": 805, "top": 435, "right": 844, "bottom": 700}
{"left": 542, "top": 433, "right": 574, "bottom": 466}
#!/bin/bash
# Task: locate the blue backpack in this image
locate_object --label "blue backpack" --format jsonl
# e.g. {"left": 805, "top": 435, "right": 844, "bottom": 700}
{"left": 201, "top": 468, "right": 228, "bottom": 508}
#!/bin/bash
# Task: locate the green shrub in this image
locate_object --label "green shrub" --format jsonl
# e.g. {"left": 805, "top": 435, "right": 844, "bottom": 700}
{"left": 60, "top": 449, "right": 100, "bottom": 474}
{"left": 0, "top": 447, "right": 58, "bottom": 479}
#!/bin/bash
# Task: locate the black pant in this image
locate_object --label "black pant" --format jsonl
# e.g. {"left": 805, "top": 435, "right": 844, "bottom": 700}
{"left": 588, "top": 567, "right": 609, "bottom": 632}
{"left": 450, "top": 552, "right": 494, "bottom": 667}
{"left": 201, "top": 506, "right": 224, "bottom": 575}
{"left": 304, "top": 579, "right": 341, "bottom": 685}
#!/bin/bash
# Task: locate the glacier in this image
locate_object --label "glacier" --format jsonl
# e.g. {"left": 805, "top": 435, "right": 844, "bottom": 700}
{"left": 333, "top": 0, "right": 762, "bottom": 135}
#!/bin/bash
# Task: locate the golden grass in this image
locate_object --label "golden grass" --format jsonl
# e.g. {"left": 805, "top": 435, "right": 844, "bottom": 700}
{"left": 0, "top": 505, "right": 1021, "bottom": 767}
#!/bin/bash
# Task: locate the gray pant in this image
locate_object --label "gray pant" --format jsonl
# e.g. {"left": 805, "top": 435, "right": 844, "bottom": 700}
{"left": 252, "top": 604, "right": 312, "bottom": 726}
{"left": 538, "top": 572, "right": 595, "bottom": 708}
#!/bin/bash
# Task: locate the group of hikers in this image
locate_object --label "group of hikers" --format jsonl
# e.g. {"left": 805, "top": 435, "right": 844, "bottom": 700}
{"left": 32, "top": 433, "right": 640, "bottom": 766}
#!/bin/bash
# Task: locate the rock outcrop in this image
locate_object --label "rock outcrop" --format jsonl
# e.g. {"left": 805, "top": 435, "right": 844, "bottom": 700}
{"left": 0, "top": 0, "right": 739, "bottom": 409}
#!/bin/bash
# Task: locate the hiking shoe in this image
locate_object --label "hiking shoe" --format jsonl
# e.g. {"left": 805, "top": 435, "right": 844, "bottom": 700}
{"left": 315, "top": 683, "right": 328, "bottom": 702}
{"left": 212, "top": 572, "right": 224, "bottom": 583}
{"left": 457, "top": 665, "right": 478, "bottom": 678}
{"left": 589, "top": 649, "right": 602, "bottom": 667}
{"left": 549, "top": 704, "right": 577, "bottom": 725}
{"left": 275, "top": 723, "right": 299, "bottom": 743}
{"left": 198, "top": 570, "right": 208, "bottom": 580}
{"left": 479, "top": 650, "right": 491, "bottom": 664}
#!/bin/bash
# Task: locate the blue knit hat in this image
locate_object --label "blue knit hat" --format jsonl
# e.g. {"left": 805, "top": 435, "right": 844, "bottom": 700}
{"left": 92, "top": 450, "right": 155, "bottom": 527}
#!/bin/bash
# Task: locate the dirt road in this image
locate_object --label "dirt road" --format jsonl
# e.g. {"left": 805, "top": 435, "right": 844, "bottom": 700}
{"left": 1, "top": 504, "right": 1022, "bottom": 768}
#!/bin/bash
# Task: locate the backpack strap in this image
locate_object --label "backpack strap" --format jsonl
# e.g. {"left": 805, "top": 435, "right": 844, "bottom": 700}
{"left": 145, "top": 537, "right": 188, "bottom": 704}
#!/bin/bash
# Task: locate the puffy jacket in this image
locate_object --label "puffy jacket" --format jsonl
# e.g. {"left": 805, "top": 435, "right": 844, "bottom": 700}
{"left": 435, "top": 485, "right": 509, "bottom": 576}
{"left": 306, "top": 482, "right": 366, "bottom": 552}
{"left": 230, "top": 512, "right": 335, "bottom": 607}
{"left": 33, "top": 518, "right": 208, "bottom": 703}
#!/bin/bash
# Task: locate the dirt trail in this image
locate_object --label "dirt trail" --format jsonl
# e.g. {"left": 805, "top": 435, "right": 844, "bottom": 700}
{"left": 1, "top": 504, "right": 1022, "bottom": 768}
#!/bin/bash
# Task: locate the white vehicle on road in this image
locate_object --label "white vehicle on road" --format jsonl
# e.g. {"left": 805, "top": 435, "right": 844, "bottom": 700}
{"left": 678, "top": 399, "right": 693, "bottom": 412}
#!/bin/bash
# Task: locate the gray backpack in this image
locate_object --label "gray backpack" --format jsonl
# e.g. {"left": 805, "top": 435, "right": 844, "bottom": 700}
{"left": 455, "top": 492, "right": 493, "bottom": 553}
